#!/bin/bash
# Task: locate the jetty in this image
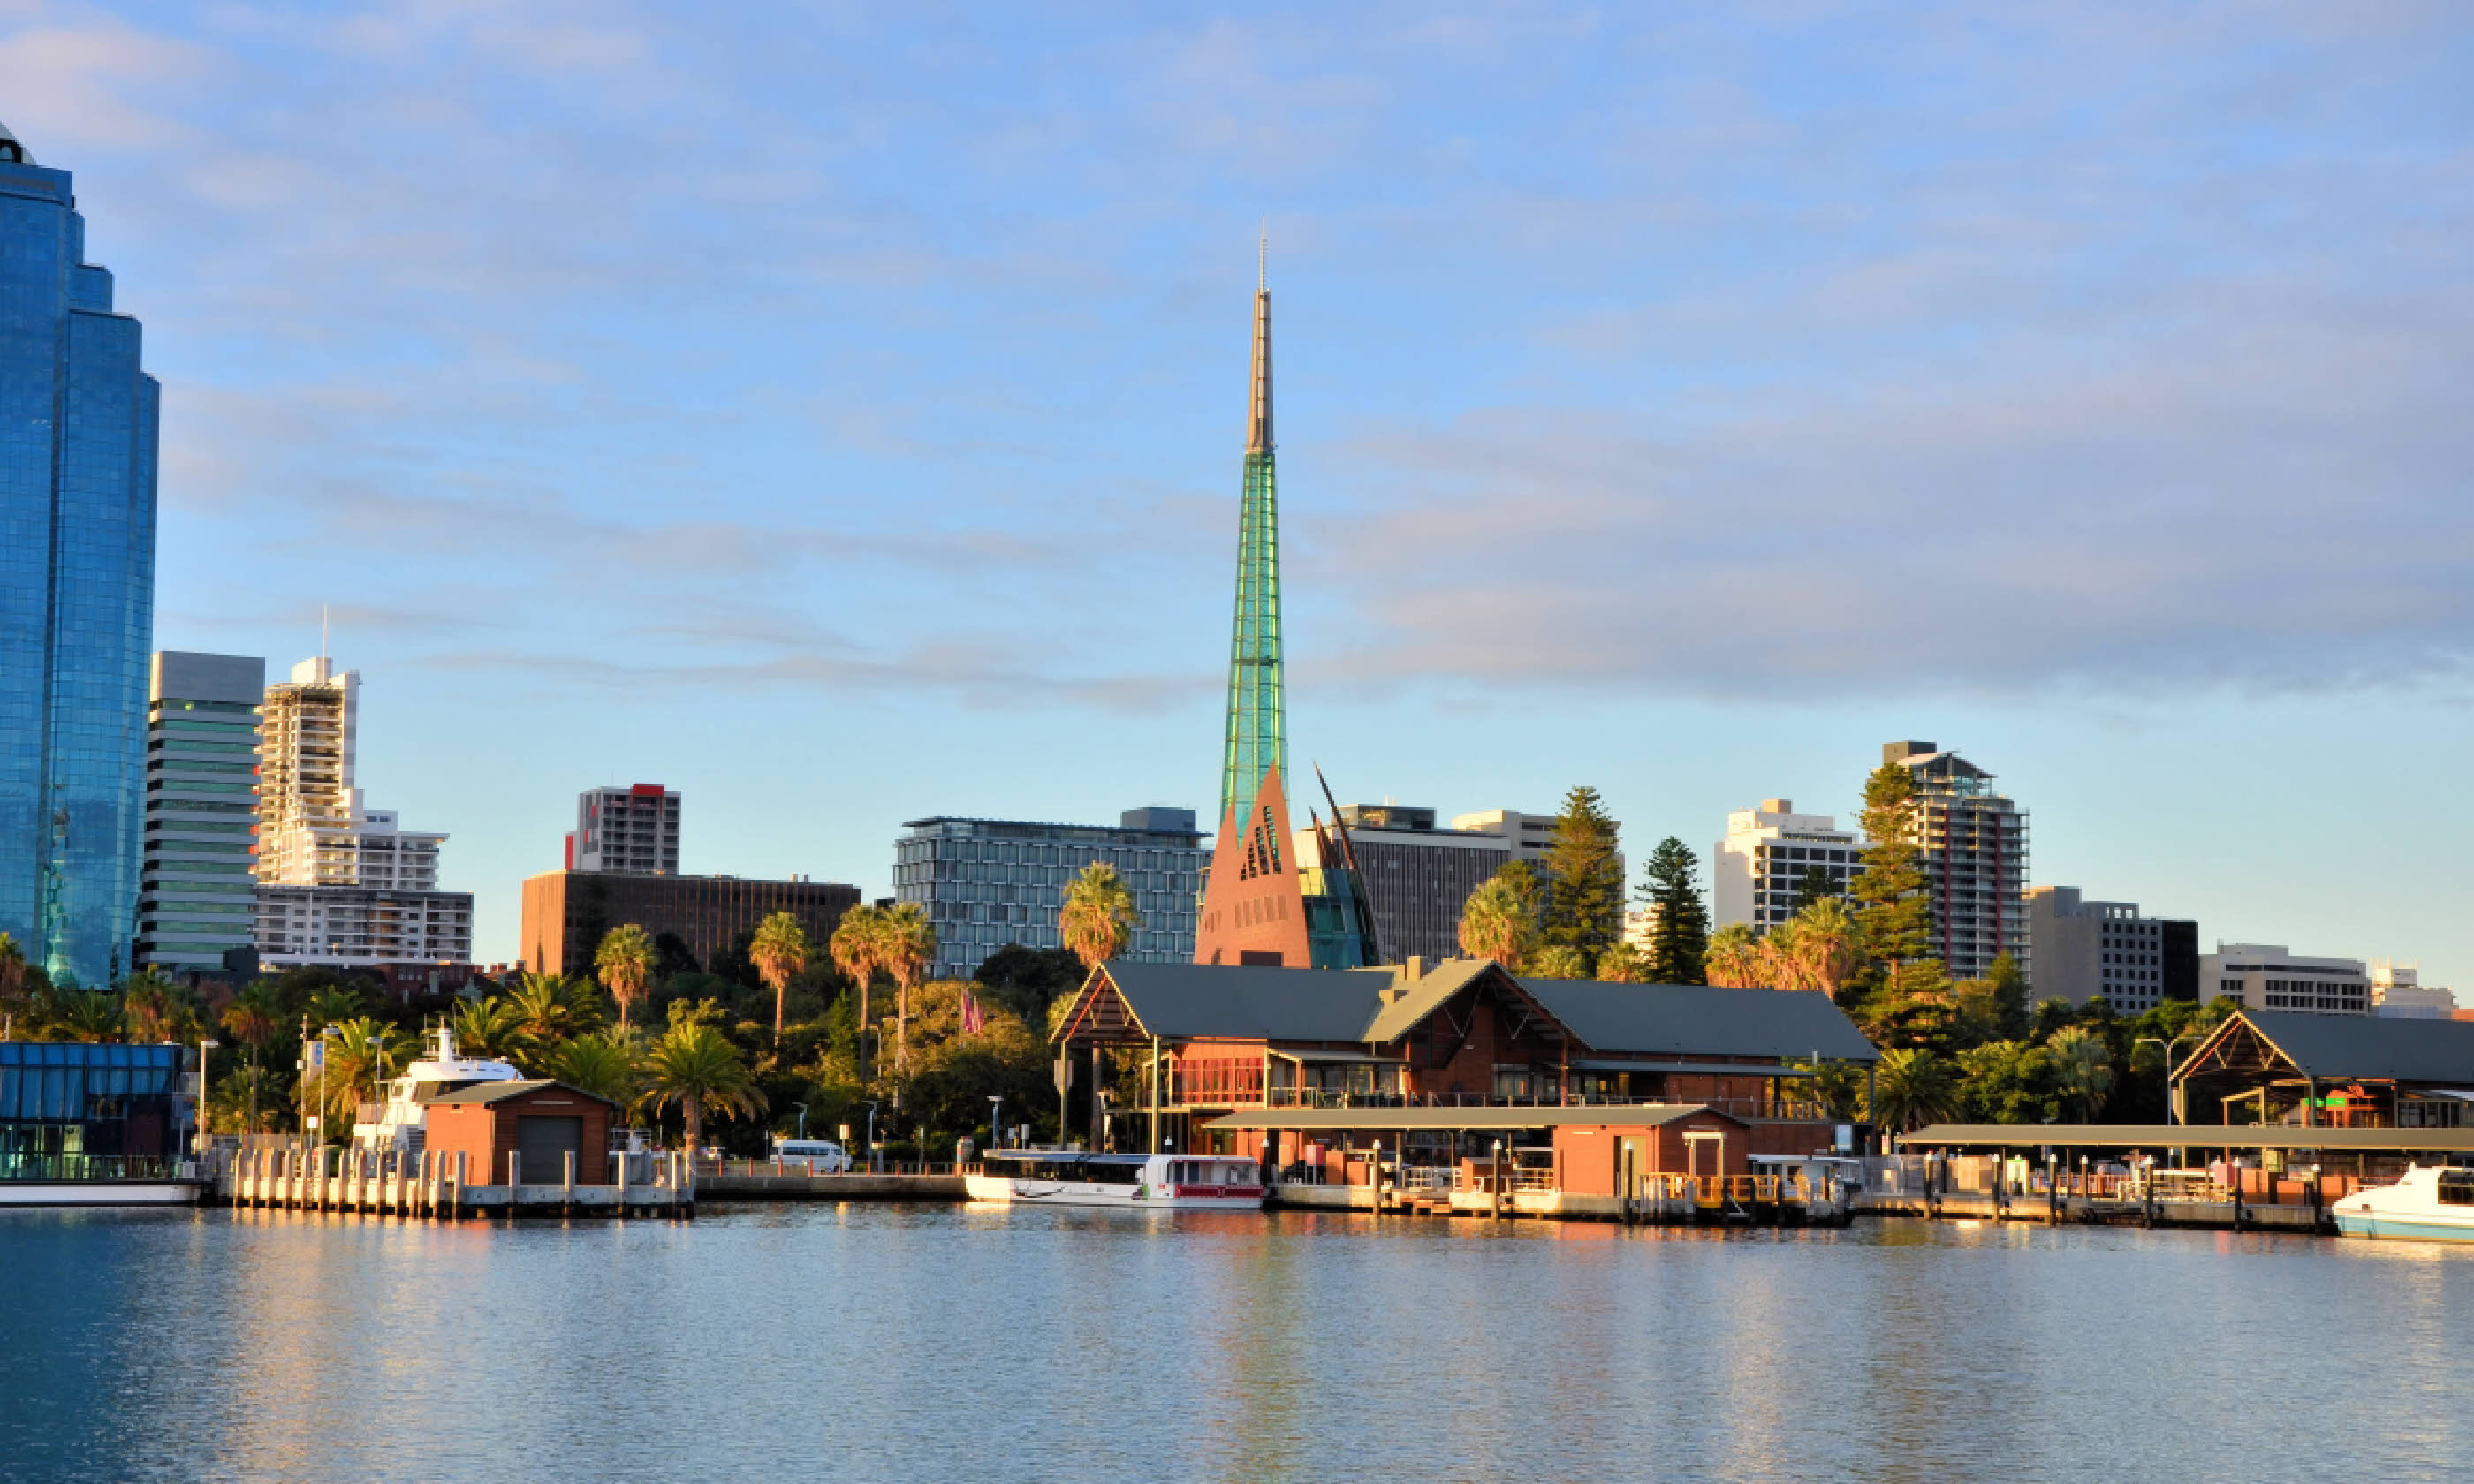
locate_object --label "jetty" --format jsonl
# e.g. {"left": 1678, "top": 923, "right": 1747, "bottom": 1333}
{"left": 216, "top": 1145, "right": 694, "bottom": 1218}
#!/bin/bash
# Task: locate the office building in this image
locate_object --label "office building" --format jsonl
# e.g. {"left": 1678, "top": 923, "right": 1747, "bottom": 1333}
{"left": 1449, "top": 809, "right": 1563, "bottom": 867}
{"left": 2371, "top": 961, "right": 2456, "bottom": 1019}
{"left": 2203, "top": 943, "right": 2372, "bottom": 1016}
{"left": 896, "top": 809, "right": 1209, "bottom": 980}
{"left": 1883, "top": 741, "right": 2030, "bottom": 981}
{"left": 254, "top": 884, "right": 474, "bottom": 974}
{"left": 1711, "top": 799, "right": 1863, "bottom": 933}
{"left": 569, "top": 784, "right": 680, "bottom": 874}
{"left": 2023, "top": 887, "right": 2197, "bottom": 1012}
{"left": 0, "top": 124, "right": 160, "bottom": 988}
{"left": 1288, "top": 804, "right": 1510, "bottom": 965}
{"left": 135, "top": 652, "right": 264, "bottom": 973}
{"left": 255, "top": 656, "right": 445, "bottom": 890}
{"left": 521, "top": 870, "right": 860, "bottom": 980}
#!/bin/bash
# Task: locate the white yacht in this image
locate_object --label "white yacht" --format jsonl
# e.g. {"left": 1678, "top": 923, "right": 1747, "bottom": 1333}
{"left": 2332, "top": 1164, "right": 2474, "bottom": 1241}
{"left": 965, "top": 1150, "right": 1266, "bottom": 1210}
{"left": 351, "top": 1025, "right": 523, "bottom": 1155}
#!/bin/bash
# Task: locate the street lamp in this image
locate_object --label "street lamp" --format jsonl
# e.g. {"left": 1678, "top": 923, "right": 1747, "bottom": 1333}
{"left": 196, "top": 1038, "right": 222, "bottom": 1155}
{"left": 2137, "top": 1032, "right": 2204, "bottom": 1165}
{"left": 862, "top": 1101, "right": 879, "bottom": 1170}
{"left": 793, "top": 1102, "right": 809, "bottom": 1140}
{"left": 988, "top": 1095, "right": 1005, "bottom": 1152}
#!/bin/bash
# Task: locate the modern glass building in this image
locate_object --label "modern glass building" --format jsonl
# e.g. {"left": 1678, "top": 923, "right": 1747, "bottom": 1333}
{"left": 138, "top": 652, "right": 266, "bottom": 973}
{"left": 893, "top": 809, "right": 1209, "bottom": 980}
{"left": 0, "top": 122, "right": 160, "bottom": 988}
{"left": 0, "top": 1041, "right": 190, "bottom": 1178}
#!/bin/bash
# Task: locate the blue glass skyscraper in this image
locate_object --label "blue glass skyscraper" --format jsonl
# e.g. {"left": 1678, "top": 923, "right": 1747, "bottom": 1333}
{"left": 0, "top": 122, "right": 159, "bottom": 988}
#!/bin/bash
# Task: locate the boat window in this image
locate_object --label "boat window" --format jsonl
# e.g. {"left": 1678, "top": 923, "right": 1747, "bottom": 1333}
{"left": 2439, "top": 1171, "right": 2474, "bottom": 1206}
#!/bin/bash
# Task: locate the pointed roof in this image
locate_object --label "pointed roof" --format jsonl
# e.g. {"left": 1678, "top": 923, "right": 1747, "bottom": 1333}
{"left": 1247, "top": 226, "right": 1272, "bottom": 453}
{"left": 2175, "top": 1008, "right": 2474, "bottom": 1083}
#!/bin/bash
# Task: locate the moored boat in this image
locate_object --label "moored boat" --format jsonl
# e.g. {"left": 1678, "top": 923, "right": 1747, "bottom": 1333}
{"left": 964, "top": 1149, "right": 1265, "bottom": 1210}
{"left": 2332, "top": 1164, "right": 2474, "bottom": 1241}
{"left": 351, "top": 1025, "right": 522, "bottom": 1155}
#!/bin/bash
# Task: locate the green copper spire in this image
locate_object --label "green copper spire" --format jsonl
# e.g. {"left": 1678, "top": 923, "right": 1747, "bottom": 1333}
{"left": 1218, "top": 227, "right": 1286, "bottom": 833}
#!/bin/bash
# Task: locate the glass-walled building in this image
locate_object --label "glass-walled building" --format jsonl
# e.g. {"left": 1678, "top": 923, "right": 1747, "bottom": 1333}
{"left": 0, "top": 122, "right": 160, "bottom": 988}
{"left": 138, "top": 652, "right": 265, "bottom": 973}
{"left": 0, "top": 1041, "right": 191, "bottom": 1178}
{"left": 893, "top": 810, "right": 1209, "bottom": 980}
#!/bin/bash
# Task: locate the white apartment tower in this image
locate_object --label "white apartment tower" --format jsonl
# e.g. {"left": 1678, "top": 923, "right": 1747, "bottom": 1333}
{"left": 1884, "top": 741, "right": 2030, "bottom": 982}
{"left": 1712, "top": 799, "right": 1863, "bottom": 932}
{"left": 570, "top": 784, "right": 681, "bottom": 874}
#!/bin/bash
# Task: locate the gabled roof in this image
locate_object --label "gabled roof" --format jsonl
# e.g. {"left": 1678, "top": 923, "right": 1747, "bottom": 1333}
{"left": 428, "top": 1079, "right": 616, "bottom": 1108}
{"left": 1203, "top": 1102, "right": 1749, "bottom": 1132}
{"left": 1362, "top": 958, "right": 1499, "bottom": 1042}
{"left": 1514, "top": 977, "right": 1881, "bottom": 1063}
{"left": 2180, "top": 1010, "right": 2474, "bottom": 1083}
{"left": 1084, "top": 962, "right": 1391, "bottom": 1042}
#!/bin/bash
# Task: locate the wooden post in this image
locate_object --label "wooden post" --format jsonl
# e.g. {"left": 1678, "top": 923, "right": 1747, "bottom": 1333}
{"left": 1149, "top": 1035, "right": 1161, "bottom": 1155}
{"left": 617, "top": 1140, "right": 630, "bottom": 1218}
{"left": 564, "top": 1149, "right": 576, "bottom": 1216}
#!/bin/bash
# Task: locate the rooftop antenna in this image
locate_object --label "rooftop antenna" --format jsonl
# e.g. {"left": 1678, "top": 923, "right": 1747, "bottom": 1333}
{"left": 1259, "top": 220, "right": 1267, "bottom": 292}
{"left": 320, "top": 603, "right": 330, "bottom": 662}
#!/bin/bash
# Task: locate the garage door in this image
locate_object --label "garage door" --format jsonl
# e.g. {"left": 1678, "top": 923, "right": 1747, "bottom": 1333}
{"left": 515, "top": 1115, "right": 584, "bottom": 1185}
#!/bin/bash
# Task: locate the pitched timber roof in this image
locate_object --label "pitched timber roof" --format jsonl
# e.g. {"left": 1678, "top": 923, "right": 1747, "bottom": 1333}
{"left": 1514, "top": 977, "right": 1881, "bottom": 1063}
{"left": 2176, "top": 1009, "right": 2474, "bottom": 1084}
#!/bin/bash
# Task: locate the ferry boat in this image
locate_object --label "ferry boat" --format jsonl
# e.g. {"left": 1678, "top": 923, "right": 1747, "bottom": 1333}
{"left": 350, "top": 1025, "right": 523, "bottom": 1155}
{"left": 964, "top": 1149, "right": 1266, "bottom": 1210}
{"left": 2332, "top": 1164, "right": 2474, "bottom": 1241}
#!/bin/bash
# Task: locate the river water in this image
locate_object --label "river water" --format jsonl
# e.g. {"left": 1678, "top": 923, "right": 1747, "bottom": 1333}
{"left": 2, "top": 1204, "right": 2469, "bottom": 1482}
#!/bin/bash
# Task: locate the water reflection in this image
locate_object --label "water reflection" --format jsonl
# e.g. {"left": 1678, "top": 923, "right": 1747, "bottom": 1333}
{"left": 2, "top": 1209, "right": 2470, "bottom": 1481}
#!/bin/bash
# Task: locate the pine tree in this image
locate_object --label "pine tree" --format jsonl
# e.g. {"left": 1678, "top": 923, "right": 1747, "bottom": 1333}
{"left": 1849, "top": 760, "right": 1935, "bottom": 994}
{"left": 1636, "top": 837, "right": 1710, "bottom": 985}
{"left": 1539, "top": 786, "right": 1624, "bottom": 973}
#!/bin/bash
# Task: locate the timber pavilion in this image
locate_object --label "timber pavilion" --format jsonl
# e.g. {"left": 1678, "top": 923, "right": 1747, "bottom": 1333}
{"left": 1050, "top": 957, "right": 1881, "bottom": 1179}
{"left": 2171, "top": 1009, "right": 2474, "bottom": 1130}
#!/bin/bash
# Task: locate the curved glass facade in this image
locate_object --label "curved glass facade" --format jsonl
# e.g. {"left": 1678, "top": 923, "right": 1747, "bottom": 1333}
{"left": 0, "top": 145, "right": 159, "bottom": 988}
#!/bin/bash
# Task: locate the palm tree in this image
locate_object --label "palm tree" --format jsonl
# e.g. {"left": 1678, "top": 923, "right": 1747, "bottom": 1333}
{"left": 1791, "top": 897, "right": 1863, "bottom": 1002}
{"left": 642, "top": 1022, "right": 765, "bottom": 1152}
{"left": 450, "top": 995, "right": 529, "bottom": 1064}
{"left": 595, "top": 924, "right": 656, "bottom": 1031}
{"left": 1457, "top": 865, "right": 1538, "bottom": 968}
{"left": 831, "top": 904, "right": 885, "bottom": 1081}
{"left": 1865, "top": 1047, "right": 1960, "bottom": 1132}
{"left": 879, "top": 903, "right": 937, "bottom": 1079}
{"left": 1757, "top": 918, "right": 1810, "bottom": 992}
{"left": 546, "top": 1032, "right": 642, "bottom": 1109}
{"left": 50, "top": 989, "right": 125, "bottom": 1043}
{"left": 1595, "top": 943, "right": 1650, "bottom": 983}
{"left": 219, "top": 984, "right": 281, "bottom": 1133}
{"left": 1058, "top": 863, "right": 1142, "bottom": 971}
{"left": 305, "top": 983, "right": 366, "bottom": 1030}
{"left": 323, "top": 1017, "right": 414, "bottom": 1132}
{"left": 2048, "top": 1026, "right": 2114, "bottom": 1122}
{"left": 1527, "top": 944, "right": 1590, "bottom": 980}
{"left": 1704, "top": 923, "right": 1764, "bottom": 988}
{"left": 507, "top": 971, "right": 598, "bottom": 1052}
{"left": 748, "top": 912, "right": 810, "bottom": 1044}
{"left": 120, "top": 969, "right": 181, "bottom": 1042}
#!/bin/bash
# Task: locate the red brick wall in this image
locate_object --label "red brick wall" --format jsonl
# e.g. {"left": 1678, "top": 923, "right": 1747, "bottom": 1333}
{"left": 425, "top": 1089, "right": 611, "bottom": 1185}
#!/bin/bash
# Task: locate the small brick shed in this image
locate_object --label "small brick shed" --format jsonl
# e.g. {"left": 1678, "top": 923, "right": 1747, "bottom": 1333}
{"left": 425, "top": 1080, "right": 616, "bottom": 1186}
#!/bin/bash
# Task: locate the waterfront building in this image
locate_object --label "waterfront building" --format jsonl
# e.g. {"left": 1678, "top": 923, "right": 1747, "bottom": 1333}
{"left": 2174, "top": 1010, "right": 2474, "bottom": 1127}
{"left": 1711, "top": 799, "right": 1862, "bottom": 933}
{"left": 1882, "top": 741, "right": 2030, "bottom": 981}
{"left": 1051, "top": 956, "right": 1878, "bottom": 1162}
{"left": 568, "top": 784, "right": 679, "bottom": 874}
{"left": 1293, "top": 805, "right": 1510, "bottom": 965}
{"left": 136, "top": 652, "right": 264, "bottom": 973}
{"left": 1194, "top": 238, "right": 1374, "bottom": 970}
{"left": 0, "top": 124, "right": 161, "bottom": 988}
{"left": 2024, "top": 887, "right": 2197, "bottom": 1013}
{"left": 893, "top": 808, "right": 1206, "bottom": 980}
{"left": 2203, "top": 943, "right": 2372, "bottom": 1016}
{"left": 0, "top": 1041, "right": 194, "bottom": 1174}
{"left": 520, "top": 870, "right": 860, "bottom": 980}
{"left": 2371, "top": 962, "right": 2456, "bottom": 1019}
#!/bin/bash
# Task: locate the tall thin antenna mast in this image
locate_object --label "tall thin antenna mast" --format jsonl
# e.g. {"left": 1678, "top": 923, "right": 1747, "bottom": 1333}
{"left": 320, "top": 604, "right": 330, "bottom": 662}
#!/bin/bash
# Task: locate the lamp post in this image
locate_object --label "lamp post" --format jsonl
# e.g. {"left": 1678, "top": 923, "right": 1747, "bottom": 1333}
{"left": 793, "top": 1102, "right": 808, "bottom": 1140}
{"left": 317, "top": 1026, "right": 341, "bottom": 1149}
{"left": 988, "top": 1095, "right": 1005, "bottom": 1153}
{"left": 2137, "top": 1032, "right": 2203, "bottom": 1167}
{"left": 196, "top": 1038, "right": 222, "bottom": 1155}
{"left": 862, "top": 1102, "right": 879, "bottom": 1170}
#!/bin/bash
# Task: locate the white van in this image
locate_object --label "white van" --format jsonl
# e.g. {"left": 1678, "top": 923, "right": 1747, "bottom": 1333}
{"left": 773, "top": 1138, "right": 852, "bottom": 1174}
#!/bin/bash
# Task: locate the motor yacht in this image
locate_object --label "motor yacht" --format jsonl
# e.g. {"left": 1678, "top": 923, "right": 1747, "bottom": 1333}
{"left": 2332, "top": 1164, "right": 2474, "bottom": 1241}
{"left": 350, "top": 1024, "right": 523, "bottom": 1155}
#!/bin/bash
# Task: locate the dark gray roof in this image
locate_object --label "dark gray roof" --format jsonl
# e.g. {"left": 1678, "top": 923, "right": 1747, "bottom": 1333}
{"left": 1098, "top": 962, "right": 1390, "bottom": 1041}
{"left": 2221, "top": 1011, "right": 2474, "bottom": 1082}
{"left": 1514, "top": 978, "right": 1880, "bottom": 1063}
{"left": 1205, "top": 1103, "right": 1747, "bottom": 1132}
{"left": 427, "top": 1079, "right": 615, "bottom": 1108}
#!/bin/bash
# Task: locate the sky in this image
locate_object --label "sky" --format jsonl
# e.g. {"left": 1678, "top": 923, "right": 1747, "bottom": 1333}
{"left": 6, "top": 1, "right": 2471, "bottom": 980}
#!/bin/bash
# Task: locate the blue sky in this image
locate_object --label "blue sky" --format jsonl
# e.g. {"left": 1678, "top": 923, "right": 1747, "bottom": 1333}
{"left": 8, "top": 1, "right": 2471, "bottom": 980}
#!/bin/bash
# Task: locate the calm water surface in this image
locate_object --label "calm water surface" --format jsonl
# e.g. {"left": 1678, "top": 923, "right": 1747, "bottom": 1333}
{"left": 1, "top": 1203, "right": 2468, "bottom": 1482}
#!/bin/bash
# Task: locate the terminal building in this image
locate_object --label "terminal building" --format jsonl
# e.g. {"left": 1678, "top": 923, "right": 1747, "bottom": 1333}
{"left": 892, "top": 809, "right": 1208, "bottom": 981}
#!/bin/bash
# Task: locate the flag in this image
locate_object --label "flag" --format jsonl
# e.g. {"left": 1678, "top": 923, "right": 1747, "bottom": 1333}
{"left": 961, "top": 993, "right": 983, "bottom": 1034}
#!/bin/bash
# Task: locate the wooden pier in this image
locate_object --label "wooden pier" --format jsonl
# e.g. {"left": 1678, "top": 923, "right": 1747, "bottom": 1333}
{"left": 216, "top": 1147, "right": 694, "bottom": 1219}
{"left": 1273, "top": 1170, "right": 1854, "bottom": 1227}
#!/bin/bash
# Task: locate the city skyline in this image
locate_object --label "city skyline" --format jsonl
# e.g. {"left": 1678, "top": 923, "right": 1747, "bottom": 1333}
{"left": 4, "top": 6, "right": 2468, "bottom": 981}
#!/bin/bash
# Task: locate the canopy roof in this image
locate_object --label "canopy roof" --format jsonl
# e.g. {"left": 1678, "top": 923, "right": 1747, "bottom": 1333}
{"left": 2176, "top": 1010, "right": 2474, "bottom": 1084}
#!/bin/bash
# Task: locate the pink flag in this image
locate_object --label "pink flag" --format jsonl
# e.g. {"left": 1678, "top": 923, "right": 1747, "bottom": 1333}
{"left": 961, "top": 993, "right": 983, "bottom": 1034}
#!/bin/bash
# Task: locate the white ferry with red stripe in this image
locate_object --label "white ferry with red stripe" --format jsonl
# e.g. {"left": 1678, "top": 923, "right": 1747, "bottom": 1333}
{"left": 965, "top": 1149, "right": 1265, "bottom": 1210}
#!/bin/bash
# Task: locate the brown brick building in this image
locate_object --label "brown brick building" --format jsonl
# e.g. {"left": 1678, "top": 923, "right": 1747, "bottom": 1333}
{"left": 426, "top": 1080, "right": 617, "bottom": 1186}
{"left": 520, "top": 870, "right": 861, "bottom": 980}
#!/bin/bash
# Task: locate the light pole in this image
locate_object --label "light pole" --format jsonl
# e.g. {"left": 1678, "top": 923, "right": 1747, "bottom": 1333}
{"left": 793, "top": 1102, "right": 808, "bottom": 1140}
{"left": 2137, "top": 1031, "right": 2203, "bottom": 1166}
{"left": 317, "top": 1026, "right": 340, "bottom": 1149}
{"left": 196, "top": 1038, "right": 221, "bottom": 1155}
{"left": 862, "top": 1102, "right": 879, "bottom": 1170}
{"left": 988, "top": 1095, "right": 1004, "bottom": 1152}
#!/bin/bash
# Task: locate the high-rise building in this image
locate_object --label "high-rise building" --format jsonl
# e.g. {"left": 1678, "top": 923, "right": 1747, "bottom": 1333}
{"left": 569, "top": 784, "right": 680, "bottom": 874}
{"left": 0, "top": 123, "right": 160, "bottom": 988}
{"left": 1711, "top": 799, "right": 1863, "bottom": 933}
{"left": 1293, "top": 805, "right": 1511, "bottom": 965}
{"left": 895, "top": 809, "right": 1209, "bottom": 980}
{"left": 2024, "top": 887, "right": 2197, "bottom": 1012}
{"left": 1194, "top": 238, "right": 1377, "bottom": 971}
{"left": 521, "top": 870, "right": 860, "bottom": 980}
{"left": 2203, "top": 943, "right": 2371, "bottom": 1016}
{"left": 1883, "top": 741, "right": 2030, "bottom": 982}
{"left": 136, "top": 652, "right": 264, "bottom": 973}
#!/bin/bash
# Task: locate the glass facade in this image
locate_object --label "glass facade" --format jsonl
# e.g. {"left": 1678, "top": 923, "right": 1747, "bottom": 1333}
{"left": 0, "top": 1041, "right": 190, "bottom": 1178}
{"left": 139, "top": 653, "right": 267, "bottom": 971}
{"left": 0, "top": 134, "right": 159, "bottom": 988}
{"left": 892, "top": 813, "right": 1210, "bottom": 980}
{"left": 1218, "top": 258, "right": 1286, "bottom": 834}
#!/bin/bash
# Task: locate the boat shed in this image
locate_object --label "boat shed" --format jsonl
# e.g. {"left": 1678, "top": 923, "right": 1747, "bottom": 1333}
{"left": 424, "top": 1081, "right": 617, "bottom": 1187}
{"left": 2171, "top": 1011, "right": 2474, "bottom": 1130}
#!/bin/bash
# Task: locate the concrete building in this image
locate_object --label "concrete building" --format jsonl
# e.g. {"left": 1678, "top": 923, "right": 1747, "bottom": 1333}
{"left": 254, "top": 883, "right": 474, "bottom": 975}
{"left": 2204, "top": 943, "right": 2372, "bottom": 1016}
{"left": 0, "top": 124, "right": 162, "bottom": 988}
{"left": 893, "top": 809, "right": 1209, "bottom": 980}
{"left": 1449, "top": 809, "right": 1564, "bottom": 867}
{"left": 2372, "top": 961, "right": 2456, "bottom": 1019}
{"left": 569, "top": 784, "right": 679, "bottom": 874}
{"left": 1884, "top": 741, "right": 2030, "bottom": 982}
{"left": 2023, "top": 887, "right": 2197, "bottom": 1013}
{"left": 255, "top": 656, "right": 446, "bottom": 890}
{"left": 1711, "top": 799, "right": 1862, "bottom": 934}
{"left": 135, "top": 652, "right": 264, "bottom": 974}
{"left": 520, "top": 870, "right": 860, "bottom": 980}
{"left": 1290, "top": 804, "right": 1511, "bottom": 965}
